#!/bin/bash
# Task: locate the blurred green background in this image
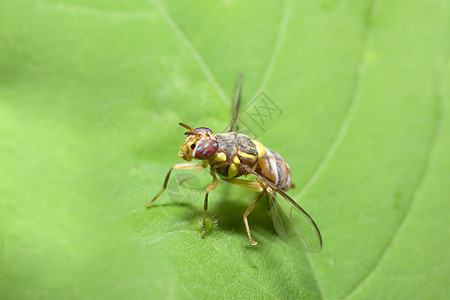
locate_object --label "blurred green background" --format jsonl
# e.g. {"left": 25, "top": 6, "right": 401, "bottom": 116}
{"left": 1, "top": 0, "right": 449, "bottom": 299}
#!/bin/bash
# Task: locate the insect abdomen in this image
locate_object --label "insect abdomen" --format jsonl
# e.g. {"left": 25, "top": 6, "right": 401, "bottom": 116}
{"left": 256, "top": 147, "right": 292, "bottom": 191}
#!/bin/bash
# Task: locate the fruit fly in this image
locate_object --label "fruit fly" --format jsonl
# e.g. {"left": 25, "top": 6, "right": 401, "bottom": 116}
{"left": 147, "top": 75, "right": 322, "bottom": 252}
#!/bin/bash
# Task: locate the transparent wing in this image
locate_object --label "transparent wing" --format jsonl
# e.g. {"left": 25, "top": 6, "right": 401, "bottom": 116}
{"left": 227, "top": 74, "right": 243, "bottom": 132}
{"left": 166, "top": 169, "right": 207, "bottom": 205}
{"left": 267, "top": 190, "right": 323, "bottom": 253}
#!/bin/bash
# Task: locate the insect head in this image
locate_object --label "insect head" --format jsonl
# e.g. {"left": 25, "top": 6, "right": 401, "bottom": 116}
{"left": 178, "top": 123, "right": 219, "bottom": 161}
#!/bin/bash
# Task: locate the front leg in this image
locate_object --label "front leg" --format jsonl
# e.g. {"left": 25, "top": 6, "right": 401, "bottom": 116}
{"left": 147, "top": 162, "right": 204, "bottom": 207}
{"left": 202, "top": 168, "right": 218, "bottom": 236}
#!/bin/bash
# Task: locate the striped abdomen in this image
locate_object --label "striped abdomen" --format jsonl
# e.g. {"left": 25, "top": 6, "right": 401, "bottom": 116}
{"left": 255, "top": 147, "right": 292, "bottom": 191}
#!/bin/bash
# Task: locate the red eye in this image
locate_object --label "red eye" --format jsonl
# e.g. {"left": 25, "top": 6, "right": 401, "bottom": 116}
{"left": 194, "top": 127, "right": 212, "bottom": 133}
{"left": 194, "top": 140, "right": 218, "bottom": 159}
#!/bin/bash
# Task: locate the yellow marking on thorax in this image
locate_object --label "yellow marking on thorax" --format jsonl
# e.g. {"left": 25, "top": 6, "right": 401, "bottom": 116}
{"left": 251, "top": 139, "right": 266, "bottom": 158}
{"left": 237, "top": 151, "right": 256, "bottom": 161}
{"left": 228, "top": 163, "right": 238, "bottom": 178}
{"left": 226, "top": 155, "right": 241, "bottom": 178}
{"left": 214, "top": 152, "right": 227, "bottom": 162}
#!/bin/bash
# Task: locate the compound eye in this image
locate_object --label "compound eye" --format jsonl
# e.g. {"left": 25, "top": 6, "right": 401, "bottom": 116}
{"left": 194, "top": 140, "right": 218, "bottom": 159}
{"left": 194, "top": 127, "right": 213, "bottom": 133}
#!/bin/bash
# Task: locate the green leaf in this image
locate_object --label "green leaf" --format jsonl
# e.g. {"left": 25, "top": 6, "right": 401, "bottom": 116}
{"left": 1, "top": 0, "right": 448, "bottom": 299}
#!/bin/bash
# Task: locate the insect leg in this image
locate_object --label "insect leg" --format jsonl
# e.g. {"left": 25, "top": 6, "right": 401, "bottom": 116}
{"left": 222, "top": 177, "right": 262, "bottom": 192}
{"left": 227, "top": 74, "right": 243, "bottom": 132}
{"left": 202, "top": 168, "right": 218, "bottom": 236}
{"left": 147, "top": 162, "right": 204, "bottom": 207}
{"left": 223, "top": 177, "right": 267, "bottom": 245}
{"left": 243, "top": 191, "right": 265, "bottom": 245}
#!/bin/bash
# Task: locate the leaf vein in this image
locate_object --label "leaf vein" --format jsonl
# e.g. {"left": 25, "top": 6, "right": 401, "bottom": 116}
{"left": 256, "top": 0, "right": 291, "bottom": 94}
{"left": 150, "top": 0, "right": 230, "bottom": 106}
{"left": 293, "top": 0, "right": 379, "bottom": 202}
{"left": 305, "top": 254, "right": 326, "bottom": 300}
{"left": 295, "top": 1, "right": 381, "bottom": 298}
{"left": 34, "top": 0, "right": 152, "bottom": 18}
{"left": 343, "top": 60, "right": 446, "bottom": 300}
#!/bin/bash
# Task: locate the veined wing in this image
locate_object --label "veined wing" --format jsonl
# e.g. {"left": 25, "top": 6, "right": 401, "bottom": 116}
{"left": 242, "top": 160, "right": 322, "bottom": 252}
{"left": 267, "top": 190, "right": 322, "bottom": 253}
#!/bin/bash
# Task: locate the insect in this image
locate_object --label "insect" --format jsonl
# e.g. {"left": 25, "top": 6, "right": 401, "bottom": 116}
{"left": 147, "top": 75, "right": 322, "bottom": 252}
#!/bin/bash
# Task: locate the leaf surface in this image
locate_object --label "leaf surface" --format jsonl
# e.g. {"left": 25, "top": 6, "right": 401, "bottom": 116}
{"left": 0, "top": 0, "right": 448, "bottom": 299}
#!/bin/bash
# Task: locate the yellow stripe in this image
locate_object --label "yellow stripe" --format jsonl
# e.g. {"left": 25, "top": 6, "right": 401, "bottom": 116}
{"left": 228, "top": 163, "right": 238, "bottom": 178}
{"left": 237, "top": 151, "right": 256, "bottom": 160}
{"left": 214, "top": 152, "right": 227, "bottom": 162}
{"left": 251, "top": 139, "right": 266, "bottom": 158}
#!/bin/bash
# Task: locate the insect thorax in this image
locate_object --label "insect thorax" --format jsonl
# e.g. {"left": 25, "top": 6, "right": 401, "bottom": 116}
{"left": 211, "top": 132, "right": 259, "bottom": 178}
